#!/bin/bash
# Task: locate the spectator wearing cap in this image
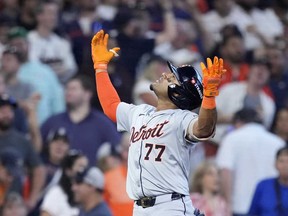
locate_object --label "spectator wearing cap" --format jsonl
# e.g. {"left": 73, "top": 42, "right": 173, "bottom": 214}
{"left": 0, "top": 149, "right": 23, "bottom": 206}
{"left": 41, "top": 74, "right": 121, "bottom": 165}
{"left": 0, "top": 77, "right": 28, "bottom": 134}
{"left": 1, "top": 45, "right": 45, "bottom": 152}
{"left": 96, "top": 142, "right": 121, "bottom": 173}
{"left": 41, "top": 151, "right": 88, "bottom": 216}
{"left": 0, "top": 94, "right": 46, "bottom": 210}
{"left": 7, "top": 26, "right": 65, "bottom": 125}
{"left": 42, "top": 127, "right": 70, "bottom": 186}
{"left": 1, "top": 46, "right": 34, "bottom": 102}
{"left": 216, "top": 108, "right": 285, "bottom": 216}
{"left": 72, "top": 167, "right": 112, "bottom": 216}
{"left": 28, "top": 0, "right": 77, "bottom": 84}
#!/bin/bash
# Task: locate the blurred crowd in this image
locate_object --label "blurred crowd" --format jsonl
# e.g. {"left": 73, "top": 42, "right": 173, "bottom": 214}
{"left": 0, "top": 0, "right": 288, "bottom": 215}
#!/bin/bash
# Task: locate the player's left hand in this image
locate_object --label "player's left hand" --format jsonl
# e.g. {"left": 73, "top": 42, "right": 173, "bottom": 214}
{"left": 200, "top": 56, "right": 226, "bottom": 97}
{"left": 91, "top": 30, "right": 120, "bottom": 70}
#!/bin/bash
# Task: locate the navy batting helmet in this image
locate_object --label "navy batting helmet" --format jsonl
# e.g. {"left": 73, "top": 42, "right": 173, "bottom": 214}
{"left": 167, "top": 61, "right": 203, "bottom": 110}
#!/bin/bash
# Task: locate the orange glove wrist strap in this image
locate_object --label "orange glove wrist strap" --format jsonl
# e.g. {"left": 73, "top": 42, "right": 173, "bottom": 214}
{"left": 202, "top": 96, "right": 216, "bottom": 109}
{"left": 94, "top": 63, "right": 108, "bottom": 70}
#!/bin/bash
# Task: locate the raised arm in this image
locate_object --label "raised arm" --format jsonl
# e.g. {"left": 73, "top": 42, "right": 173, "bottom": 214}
{"left": 192, "top": 57, "right": 226, "bottom": 138}
{"left": 91, "top": 30, "right": 121, "bottom": 122}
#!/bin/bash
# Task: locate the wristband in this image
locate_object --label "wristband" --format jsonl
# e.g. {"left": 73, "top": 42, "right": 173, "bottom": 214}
{"left": 201, "top": 96, "right": 216, "bottom": 109}
{"left": 94, "top": 63, "right": 108, "bottom": 70}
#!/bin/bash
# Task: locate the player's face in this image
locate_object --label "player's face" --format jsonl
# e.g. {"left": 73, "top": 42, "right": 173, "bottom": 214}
{"left": 151, "top": 72, "right": 180, "bottom": 99}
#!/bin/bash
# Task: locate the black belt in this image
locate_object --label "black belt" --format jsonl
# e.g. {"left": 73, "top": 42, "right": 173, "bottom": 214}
{"left": 135, "top": 192, "right": 185, "bottom": 208}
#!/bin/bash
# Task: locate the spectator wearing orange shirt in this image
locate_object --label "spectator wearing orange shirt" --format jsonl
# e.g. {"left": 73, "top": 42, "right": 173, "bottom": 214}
{"left": 103, "top": 132, "right": 133, "bottom": 216}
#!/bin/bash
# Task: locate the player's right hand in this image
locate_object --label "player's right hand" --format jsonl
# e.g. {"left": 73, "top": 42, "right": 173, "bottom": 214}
{"left": 200, "top": 56, "right": 226, "bottom": 97}
{"left": 91, "top": 30, "right": 120, "bottom": 70}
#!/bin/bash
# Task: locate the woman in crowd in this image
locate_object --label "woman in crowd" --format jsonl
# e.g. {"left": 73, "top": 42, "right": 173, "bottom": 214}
{"left": 190, "top": 161, "right": 229, "bottom": 216}
{"left": 40, "top": 150, "right": 88, "bottom": 216}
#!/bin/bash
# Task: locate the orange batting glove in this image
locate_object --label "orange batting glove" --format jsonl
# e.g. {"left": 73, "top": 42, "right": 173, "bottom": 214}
{"left": 91, "top": 30, "right": 120, "bottom": 70}
{"left": 200, "top": 56, "right": 226, "bottom": 97}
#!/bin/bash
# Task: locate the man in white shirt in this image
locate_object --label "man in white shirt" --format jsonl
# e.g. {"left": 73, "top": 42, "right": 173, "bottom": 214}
{"left": 28, "top": 1, "right": 77, "bottom": 84}
{"left": 216, "top": 108, "right": 285, "bottom": 215}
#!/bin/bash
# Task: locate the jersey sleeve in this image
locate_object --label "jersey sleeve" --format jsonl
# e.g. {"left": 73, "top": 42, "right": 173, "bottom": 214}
{"left": 176, "top": 111, "right": 198, "bottom": 145}
{"left": 116, "top": 102, "right": 136, "bottom": 132}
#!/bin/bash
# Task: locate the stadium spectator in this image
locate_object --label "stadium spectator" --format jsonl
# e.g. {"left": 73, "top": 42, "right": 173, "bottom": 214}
{"left": 96, "top": 142, "right": 121, "bottom": 172}
{"left": 103, "top": 132, "right": 133, "bottom": 216}
{"left": 266, "top": 44, "right": 288, "bottom": 111}
{"left": 0, "top": 94, "right": 46, "bottom": 210}
{"left": 0, "top": 149, "right": 23, "bottom": 206}
{"left": 72, "top": 166, "right": 112, "bottom": 216}
{"left": 40, "top": 151, "right": 88, "bottom": 216}
{"left": 215, "top": 57, "right": 275, "bottom": 143}
{"left": 1, "top": 46, "right": 34, "bottom": 102}
{"left": 0, "top": 76, "right": 28, "bottom": 134}
{"left": 190, "top": 161, "right": 230, "bottom": 216}
{"left": 218, "top": 31, "right": 249, "bottom": 88}
{"left": 7, "top": 26, "right": 65, "bottom": 124}
{"left": 133, "top": 55, "right": 167, "bottom": 106}
{"left": 216, "top": 108, "right": 285, "bottom": 216}
{"left": 16, "top": 0, "right": 37, "bottom": 31}
{"left": 41, "top": 74, "right": 121, "bottom": 164}
{"left": 113, "top": 0, "right": 176, "bottom": 81}
{"left": 1, "top": 53, "right": 42, "bottom": 152}
{"left": 232, "top": 0, "right": 283, "bottom": 50}
{"left": 42, "top": 127, "right": 70, "bottom": 187}
{"left": 0, "top": 14, "right": 15, "bottom": 60}
{"left": 1, "top": 192, "right": 28, "bottom": 216}
{"left": 273, "top": 108, "right": 288, "bottom": 146}
{"left": 28, "top": 0, "right": 77, "bottom": 84}
{"left": 64, "top": 0, "right": 100, "bottom": 73}
{"left": 154, "top": 19, "right": 203, "bottom": 71}
{"left": 202, "top": 0, "right": 240, "bottom": 53}
{"left": 248, "top": 146, "right": 288, "bottom": 216}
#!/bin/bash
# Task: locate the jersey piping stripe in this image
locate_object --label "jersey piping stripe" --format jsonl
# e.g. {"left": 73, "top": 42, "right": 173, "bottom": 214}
{"left": 181, "top": 196, "right": 186, "bottom": 215}
{"left": 139, "top": 139, "right": 146, "bottom": 197}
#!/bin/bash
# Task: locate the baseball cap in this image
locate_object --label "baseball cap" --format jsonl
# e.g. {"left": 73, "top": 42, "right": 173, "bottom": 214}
{"left": 96, "top": 142, "right": 121, "bottom": 161}
{"left": 7, "top": 27, "right": 28, "bottom": 40}
{"left": 75, "top": 167, "right": 104, "bottom": 190}
{"left": 0, "top": 149, "right": 23, "bottom": 177}
{"left": 47, "top": 127, "right": 69, "bottom": 143}
{"left": 0, "top": 94, "right": 17, "bottom": 108}
{"left": 2, "top": 46, "right": 24, "bottom": 62}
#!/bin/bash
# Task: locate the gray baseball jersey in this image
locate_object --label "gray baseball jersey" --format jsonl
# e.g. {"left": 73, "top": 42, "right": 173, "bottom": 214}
{"left": 116, "top": 102, "right": 200, "bottom": 200}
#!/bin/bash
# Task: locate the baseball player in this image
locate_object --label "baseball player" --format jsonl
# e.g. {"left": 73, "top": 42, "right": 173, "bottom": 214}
{"left": 91, "top": 30, "right": 225, "bottom": 216}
